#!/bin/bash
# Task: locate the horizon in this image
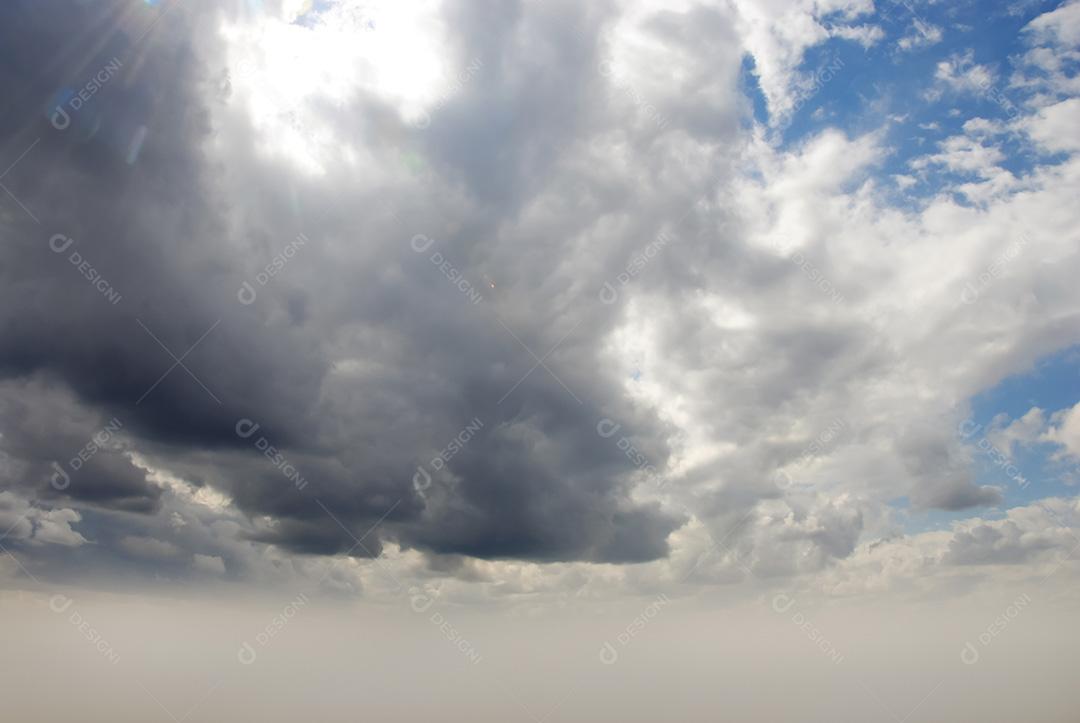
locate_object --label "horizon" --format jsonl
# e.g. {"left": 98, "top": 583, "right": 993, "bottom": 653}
{"left": 1, "top": 0, "right": 1079, "bottom": 720}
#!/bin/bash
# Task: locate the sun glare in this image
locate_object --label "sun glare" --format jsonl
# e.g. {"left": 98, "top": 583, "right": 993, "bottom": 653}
{"left": 222, "top": 0, "right": 448, "bottom": 173}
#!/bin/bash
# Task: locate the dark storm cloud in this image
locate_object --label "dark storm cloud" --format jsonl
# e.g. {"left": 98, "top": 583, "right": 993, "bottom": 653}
{"left": 0, "top": 1, "right": 325, "bottom": 451}
{"left": 0, "top": 0, "right": 688, "bottom": 575}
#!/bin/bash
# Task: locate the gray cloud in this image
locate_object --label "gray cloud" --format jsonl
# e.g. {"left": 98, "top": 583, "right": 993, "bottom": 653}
{"left": 1, "top": 0, "right": 1074, "bottom": 603}
{"left": 0, "top": 0, "right": 694, "bottom": 583}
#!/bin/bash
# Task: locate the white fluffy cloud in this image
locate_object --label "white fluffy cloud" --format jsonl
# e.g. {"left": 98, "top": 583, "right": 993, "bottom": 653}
{"left": 731, "top": 0, "right": 875, "bottom": 122}
{"left": 933, "top": 49, "right": 996, "bottom": 96}
{"left": 986, "top": 400, "right": 1080, "bottom": 464}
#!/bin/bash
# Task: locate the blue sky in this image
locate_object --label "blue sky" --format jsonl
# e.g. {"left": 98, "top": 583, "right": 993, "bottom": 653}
{"left": 779, "top": 1, "right": 1054, "bottom": 147}
{"left": 733, "top": 0, "right": 1080, "bottom": 531}
{"left": 968, "top": 346, "right": 1080, "bottom": 500}
{"left": 759, "top": 0, "right": 1069, "bottom": 207}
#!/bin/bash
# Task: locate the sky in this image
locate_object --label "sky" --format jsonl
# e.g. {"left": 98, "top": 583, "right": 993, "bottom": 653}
{"left": 1, "top": 0, "right": 1079, "bottom": 720}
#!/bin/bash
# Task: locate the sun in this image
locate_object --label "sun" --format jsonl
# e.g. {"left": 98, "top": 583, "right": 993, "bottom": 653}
{"left": 221, "top": 0, "right": 450, "bottom": 174}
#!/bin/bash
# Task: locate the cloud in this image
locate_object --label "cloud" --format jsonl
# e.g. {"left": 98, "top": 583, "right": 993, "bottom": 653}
{"left": 1011, "top": 1, "right": 1080, "bottom": 100}
{"left": 731, "top": 0, "right": 873, "bottom": 123}
{"left": 117, "top": 535, "right": 184, "bottom": 562}
{"left": 1023, "top": 0, "right": 1080, "bottom": 48}
{"left": 898, "top": 19, "right": 944, "bottom": 52}
{"left": 831, "top": 24, "right": 885, "bottom": 49}
{"left": 1044, "top": 402, "right": 1080, "bottom": 461}
{"left": 933, "top": 49, "right": 996, "bottom": 95}
{"left": 0, "top": 491, "right": 87, "bottom": 548}
{"left": 0, "top": 0, "right": 694, "bottom": 576}
{"left": 192, "top": 553, "right": 227, "bottom": 575}
{"left": 910, "top": 133, "right": 1008, "bottom": 179}
{"left": 1024, "top": 98, "right": 1080, "bottom": 152}
{"left": 984, "top": 400, "right": 1080, "bottom": 464}
{"left": 898, "top": 429, "right": 1003, "bottom": 511}
{"left": 0, "top": 0, "right": 1077, "bottom": 607}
